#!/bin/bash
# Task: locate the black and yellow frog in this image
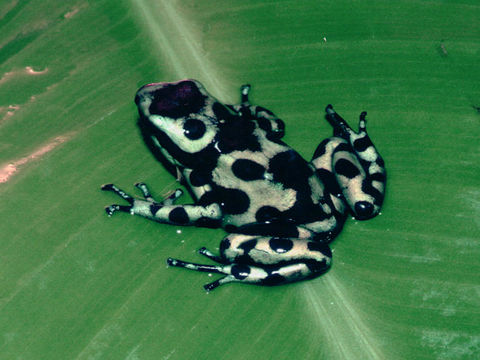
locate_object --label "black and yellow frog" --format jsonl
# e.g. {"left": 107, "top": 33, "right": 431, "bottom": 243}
{"left": 102, "top": 80, "right": 386, "bottom": 291}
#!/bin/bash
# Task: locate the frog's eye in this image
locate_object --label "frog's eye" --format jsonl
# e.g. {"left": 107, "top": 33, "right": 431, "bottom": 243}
{"left": 183, "top": 118, "right": 206, "bottom": 140}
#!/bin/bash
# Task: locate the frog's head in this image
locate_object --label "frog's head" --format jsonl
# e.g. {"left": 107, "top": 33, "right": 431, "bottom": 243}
{"left": 135, "top": 79, "right": 222, "bottom": 168}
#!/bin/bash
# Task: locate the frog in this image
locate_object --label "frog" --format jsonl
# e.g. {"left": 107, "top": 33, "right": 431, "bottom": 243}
{"left": 102, "top": 79, "right": 386, "bottom": 291}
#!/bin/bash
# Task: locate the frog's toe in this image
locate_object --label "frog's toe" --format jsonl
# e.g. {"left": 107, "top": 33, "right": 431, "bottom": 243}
{"left": 358, "top": 111, "right": 368, "bottom": 132}
{"left": 166, "top": 257, "right": 177, "bottom": 266}
{"left": 134, "top": 182, "right": 183, "bottom": 204}
{"left": 101, "top": 183, "right": 135, "bottom": 204}
{"left": 134, "top": 182, "right": 148, "bottom": 190}
{"left": 204, "top": 275, "right": 236, "bottom": 292}
{"left": 162, "top": 188, "right": 183, "bottom": 205}
{"left": 325, "top": 105, "right": 353, "bottom": 139}
{"left": 134, "top": 182, "right": 154, "bottom": 201}
{"left": 101, "top": 183, "right": 114, "bottom": 191}
{"left": 241, "top": 84, "right": 251, "bottom": 104}
{"left": 105, "top": 204, "right": 133, "bottom": 216}
{"left": 198, "top": 247, "right": 227, "bottom": 264}
{"left": 105, "top": 205, "right": 119, "bottom": 216}
{"left": 241, "top": 84, "right": 251, "bottom": 94}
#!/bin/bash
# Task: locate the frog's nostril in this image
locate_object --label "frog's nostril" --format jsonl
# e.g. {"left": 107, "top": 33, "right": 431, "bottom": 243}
{"left": 354, "top": 201, "right": 374, "bottom": 220}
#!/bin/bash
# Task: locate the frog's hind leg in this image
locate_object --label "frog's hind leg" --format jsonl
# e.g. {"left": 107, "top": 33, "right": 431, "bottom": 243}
{"left": 311, "top": 105, "right": 386, "bottom": 220}
{"left": 167, "top": 234, "right": 332, "bottom": 291}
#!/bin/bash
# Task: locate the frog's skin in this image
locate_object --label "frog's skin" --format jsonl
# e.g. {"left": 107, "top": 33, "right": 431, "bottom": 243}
{"left": 102, "top": 79, "right": 386, "bottom": 291}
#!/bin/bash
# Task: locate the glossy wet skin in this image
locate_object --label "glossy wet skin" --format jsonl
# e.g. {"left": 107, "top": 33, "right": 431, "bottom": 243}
{"left": 102, "top": 79, "right": 386, "bottom": 290}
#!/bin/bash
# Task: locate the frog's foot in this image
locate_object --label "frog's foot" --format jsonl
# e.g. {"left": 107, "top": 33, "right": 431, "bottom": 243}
{"left": 325, "top": 104, "right": 358, "bottom": 139}
{"left": 101, "top": 183, "right": 135, "bottom": 216}
{"left": 101, "top": 183, "right": 183, "bottom": 216}
{"left": 134, "top": 182, "right": 183, "bottom": 205}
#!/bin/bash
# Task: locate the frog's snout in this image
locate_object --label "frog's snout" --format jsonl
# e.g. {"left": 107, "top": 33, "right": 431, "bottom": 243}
{"left": 135, "top": 83, "right": 158, "bottom": 105}
{"left": 134, "top": 93, "right": 141, "bottom": 106}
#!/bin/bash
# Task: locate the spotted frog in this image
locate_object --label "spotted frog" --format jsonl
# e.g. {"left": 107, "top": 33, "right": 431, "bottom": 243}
{"left": 102, "top": 80, "right": 386, "bottom": 291}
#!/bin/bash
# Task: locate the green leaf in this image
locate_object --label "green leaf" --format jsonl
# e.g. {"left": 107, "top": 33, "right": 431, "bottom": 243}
{"left": 1, "top": 1, "right": 479, "bottom": 359}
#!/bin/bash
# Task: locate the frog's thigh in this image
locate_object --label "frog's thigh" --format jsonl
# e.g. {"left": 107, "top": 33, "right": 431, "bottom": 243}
{"left": 312, "top": 138, "right": 378, "bottom": 218}
{"left": 220, "top": 234, "right": 332, "bottom": 277}
{"left": 311, "top": 137, "right": 345, "bottom": 173}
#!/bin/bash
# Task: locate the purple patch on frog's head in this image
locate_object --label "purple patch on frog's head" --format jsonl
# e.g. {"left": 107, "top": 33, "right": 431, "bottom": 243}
{"left": 136, "top": 80, "right": 207, "bottom": 119}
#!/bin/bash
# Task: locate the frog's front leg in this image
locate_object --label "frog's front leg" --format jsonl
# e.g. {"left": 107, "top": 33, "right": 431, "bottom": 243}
{"left": 102, "top": 183, "right": 222, "bottom": 227}
{"left": 167, "top": 234, "right": 332, "bottom": 291}
{"left": 231, "top": 84, "right": 285, "bottom": 139}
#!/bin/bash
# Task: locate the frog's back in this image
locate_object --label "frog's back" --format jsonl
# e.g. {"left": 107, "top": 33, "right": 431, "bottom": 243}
{"left": 209, "top": 126, "right": 329, "bottom": 228}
